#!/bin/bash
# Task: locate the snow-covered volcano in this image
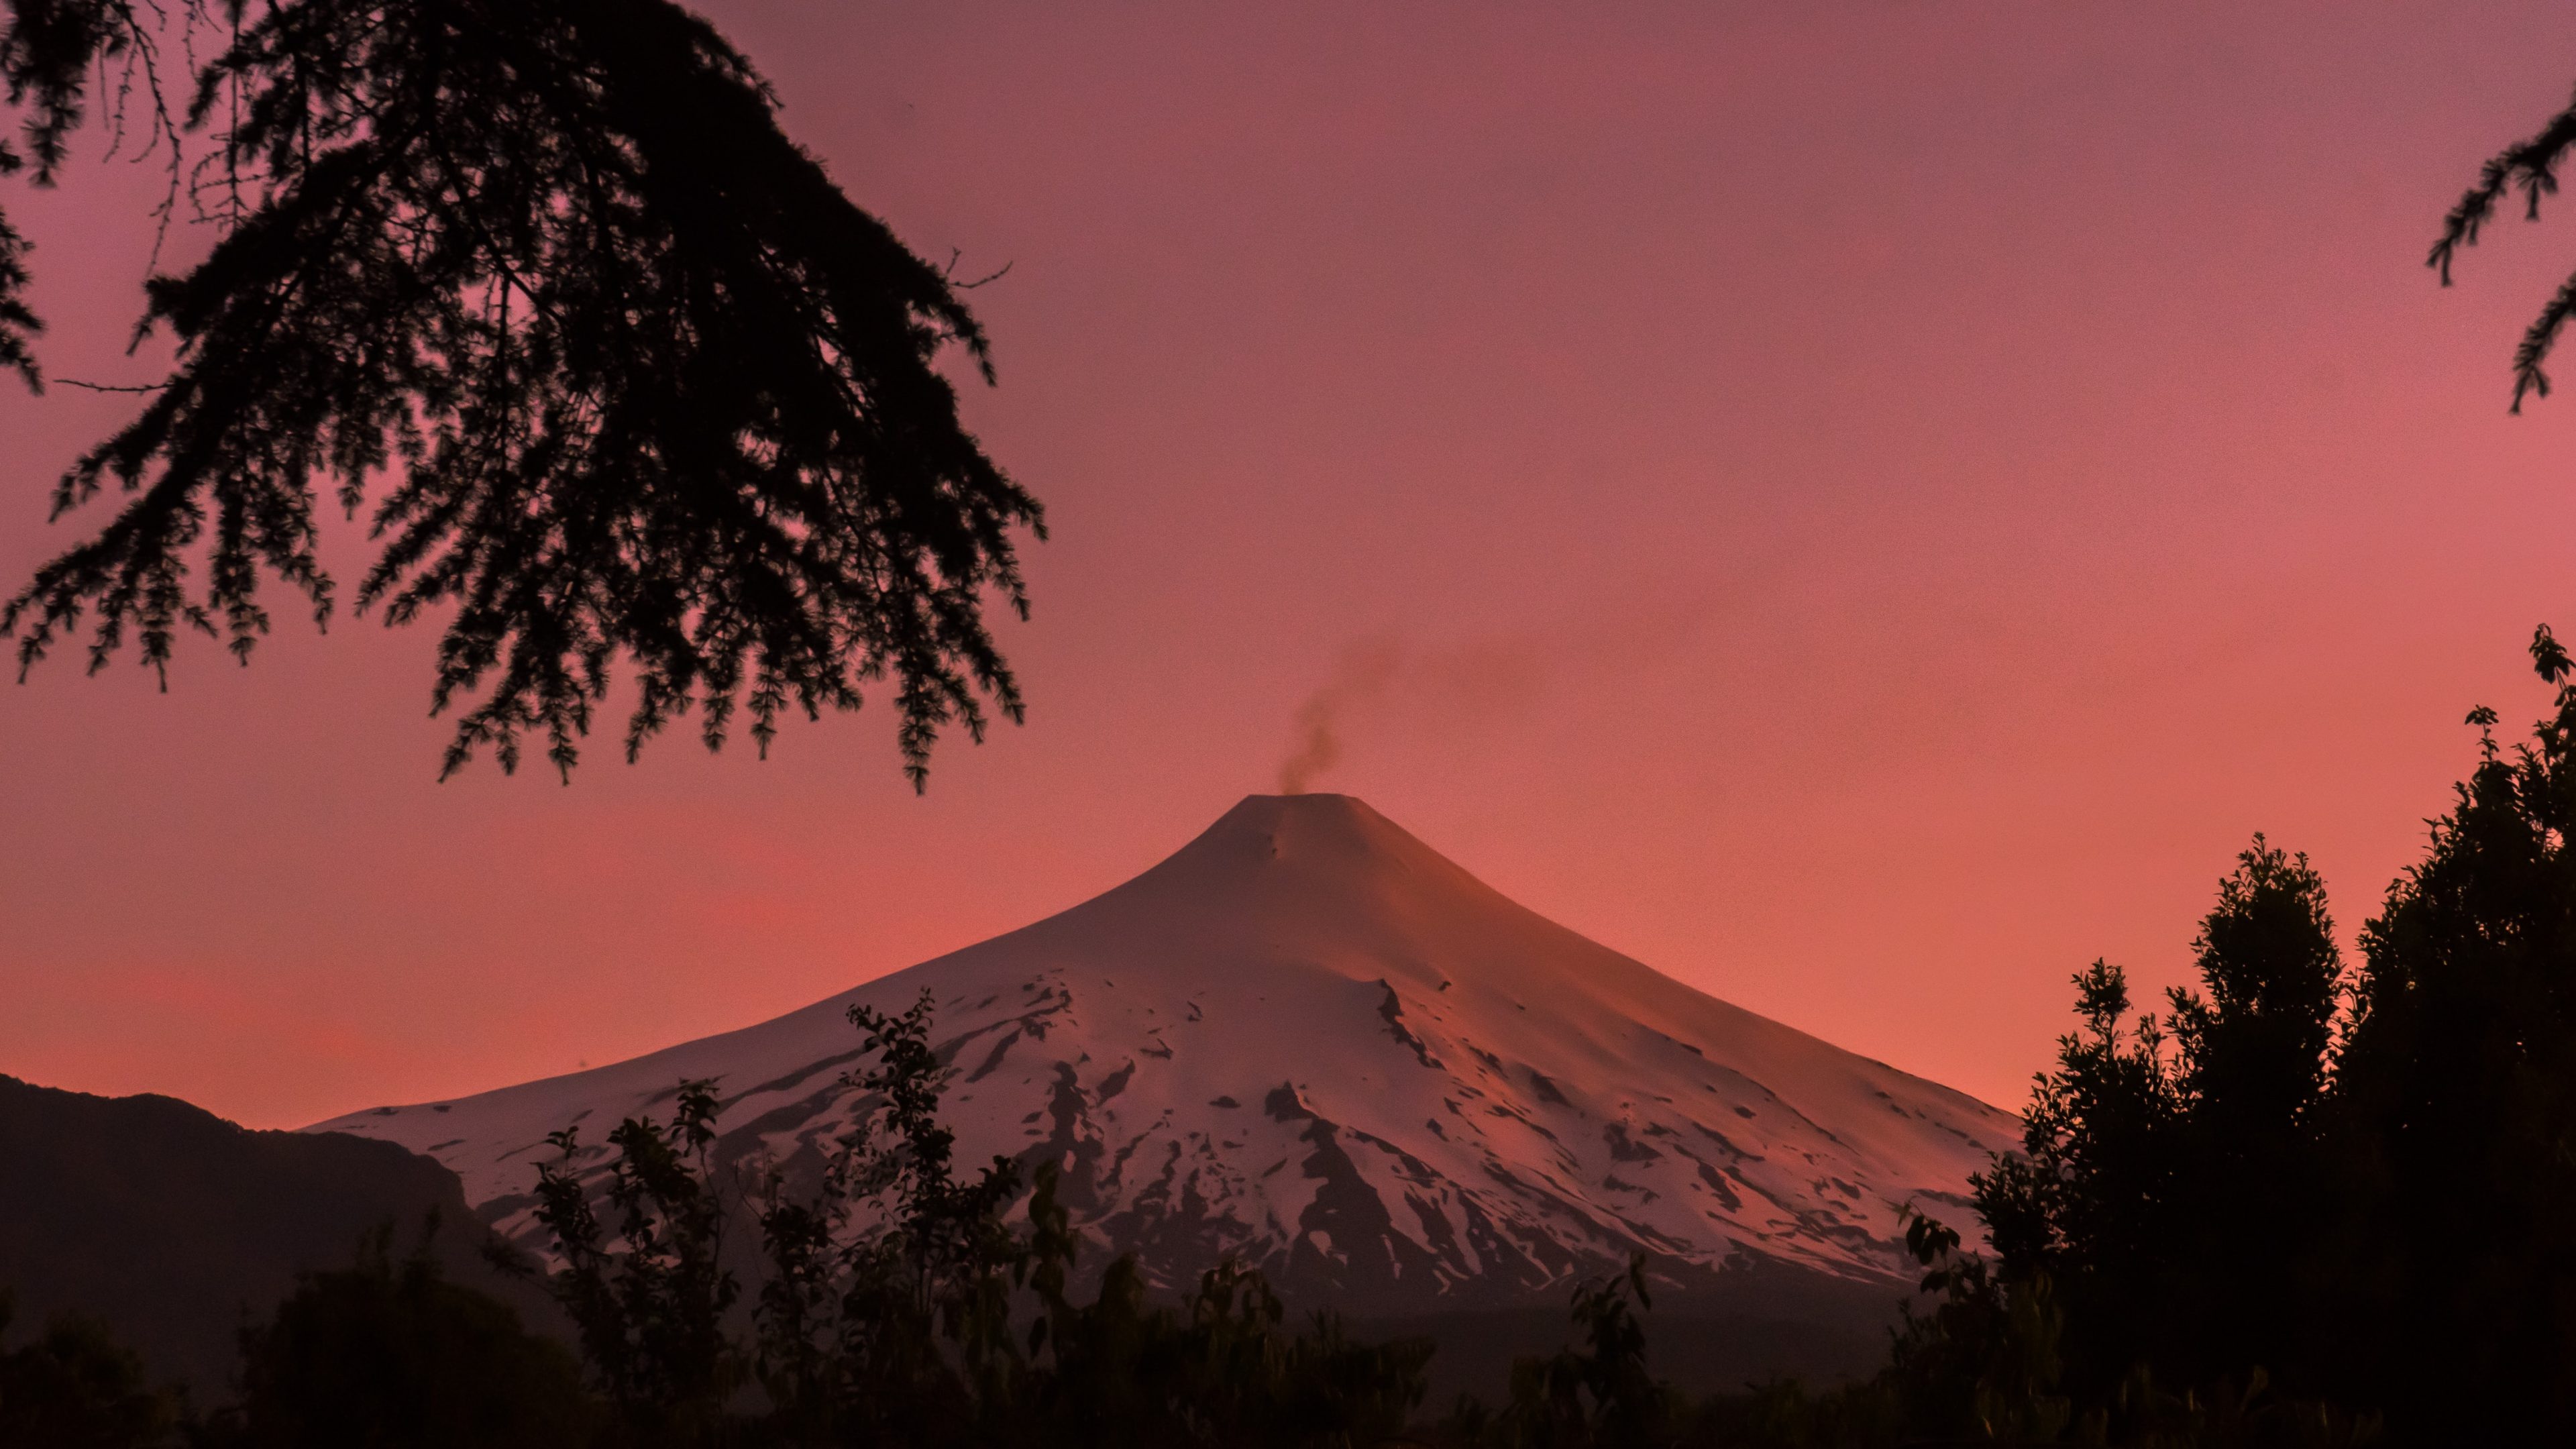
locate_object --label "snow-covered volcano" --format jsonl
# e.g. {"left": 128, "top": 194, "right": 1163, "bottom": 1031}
{"left": 311, "top": 794, "right": 2013, "bottom": 1309}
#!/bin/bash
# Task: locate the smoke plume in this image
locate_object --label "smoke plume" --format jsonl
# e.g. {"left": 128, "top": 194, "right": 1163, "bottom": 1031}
{"left": 1276, "top": 641, "right": 1404, "bottom": 794}
{"left": 1274, "top": 637, "right": 1540, "bottom": 794}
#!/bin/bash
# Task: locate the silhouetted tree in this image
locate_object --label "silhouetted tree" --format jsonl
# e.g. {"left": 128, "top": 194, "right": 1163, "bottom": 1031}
{"left": 201, "top": 1224, "right": 592, "bottom": 1449}
{"left": 0, "top": 1290, "right": 180, "bottom": 1448}
{"left": 750, "top": 991, "right": 1023, "bottom": 1446}
{"left": 1945, "top": 626, "right": 2576, "bottom": 1442}
{"left": 525, "top": 1079, "right": 741, "bottom": 1446}
{"left": 1477, "top": 1256, "right": 1677, "bottom": 1449}
{"left": 1972, "top": 835, "right": 2347, "bottom": 1404}
{"left": 1877, "top": 1210, "right": 2071, "bottom": 1446}
{"left": 1970, "top": 956, "right": 2181, "bottom": 1389}
{"left": 2323, "top": 625, "right": 2576, "bottom": 1434}
{"left": 1, "top": 1, "right": 1042, "bottom": 783}
{"left": 2159, "top": 840, "right": 2345, "bottom": 1385}
{"left": 1010, "top": 1228, "right": 1429, "bottom": 1449}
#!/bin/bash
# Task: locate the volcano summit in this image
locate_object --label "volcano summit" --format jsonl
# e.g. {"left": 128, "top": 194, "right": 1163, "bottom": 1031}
{"left": 313, "top": 795, "right": 2013, "bottom": 1313}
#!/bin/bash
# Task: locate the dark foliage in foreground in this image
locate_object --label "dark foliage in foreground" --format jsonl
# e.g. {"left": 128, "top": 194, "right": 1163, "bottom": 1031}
{"left": 1949, "top": 627, "right": 2576, "bottom": 1442}
{"left": 196, "top": 1227, "right": 591, "bottom": 1449}
{"left": 1, "top": 0, "right": 1042, "bottom": 783}
{"left": 0, "top": 1291, "right": 181, "bottom": 1448}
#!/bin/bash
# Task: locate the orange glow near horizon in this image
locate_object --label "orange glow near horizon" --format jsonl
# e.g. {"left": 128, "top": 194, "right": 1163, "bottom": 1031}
{"left": 11, "top": 1, "right": 2576, "bottom": 1128}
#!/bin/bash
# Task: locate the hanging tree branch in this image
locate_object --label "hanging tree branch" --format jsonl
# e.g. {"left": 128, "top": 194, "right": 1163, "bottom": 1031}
{"left": 0, "top": 0, "right": 1044, "bottom": 785}
{"left": 2430, "top": 85, "right": 2576, "bottom": 412}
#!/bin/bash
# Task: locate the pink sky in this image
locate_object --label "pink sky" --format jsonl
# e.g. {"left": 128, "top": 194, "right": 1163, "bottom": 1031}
{"left": 9, "top": 1, "right": 2576, "bottom": 1128}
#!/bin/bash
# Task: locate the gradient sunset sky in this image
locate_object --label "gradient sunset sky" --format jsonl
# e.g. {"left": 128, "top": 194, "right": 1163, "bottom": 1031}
{"left": 11, "top": 1, "right": 2576, "bottom": 1128}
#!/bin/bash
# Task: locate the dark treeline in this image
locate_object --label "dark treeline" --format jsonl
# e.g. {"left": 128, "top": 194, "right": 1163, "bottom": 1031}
{"left": 28, "top": 633, "right": 2576, "bottom": 1444}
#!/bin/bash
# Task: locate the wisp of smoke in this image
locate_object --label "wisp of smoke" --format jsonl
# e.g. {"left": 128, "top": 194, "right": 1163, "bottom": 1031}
{"left": 1274, "top": 637, "right": 1540, "bottom": 794}
{"left": 1276, "top": 641, "right": 1404, "bottom": 794}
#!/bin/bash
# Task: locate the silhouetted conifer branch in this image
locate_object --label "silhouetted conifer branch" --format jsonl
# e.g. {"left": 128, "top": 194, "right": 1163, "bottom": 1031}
{"left": 0, "top": 0, "right": 1044, "bottom": 784}
{"left": 2431, "top": 87, "right": 2576, "bottom": 410}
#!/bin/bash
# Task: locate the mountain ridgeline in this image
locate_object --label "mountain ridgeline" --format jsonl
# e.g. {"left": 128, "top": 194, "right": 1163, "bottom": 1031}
{"left": 0, "top": 1074, "right": 547, "bottom": 1394}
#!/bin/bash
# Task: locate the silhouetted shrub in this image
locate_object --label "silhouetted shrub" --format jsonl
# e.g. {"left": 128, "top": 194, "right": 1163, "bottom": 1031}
{"left": 0, "top": 1291, "right": 180, "bottom": 1449}
{"left": 195, "top": 1225, "right": 592, "bottom": 1449}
